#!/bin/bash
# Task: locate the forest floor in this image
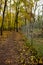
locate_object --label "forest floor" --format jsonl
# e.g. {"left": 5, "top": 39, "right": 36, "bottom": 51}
{"left": 0, "top": 31, "right": 43, "bottom": 65}
{"left": 0, "top": 31, "right": 26, "bottom": 65}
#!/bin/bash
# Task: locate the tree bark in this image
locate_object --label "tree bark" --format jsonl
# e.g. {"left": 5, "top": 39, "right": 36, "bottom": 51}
{"left": 1, "top": 0, "right": 7, "bottom": 35}
{"left": 15, "top": 6, "right": 19, "bottom": 32}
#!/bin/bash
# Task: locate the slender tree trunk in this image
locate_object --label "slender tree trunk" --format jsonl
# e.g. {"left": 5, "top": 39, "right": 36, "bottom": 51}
{"left": 25, "top": 18, "right": 26, "bottom": 26}
{"left": 24, "top": 17, "right": 27, "bottom": 32}
{"left": 1, "top": 0, "right": 7, "bottom": 35}
{"left": 0, "top": 0, "right": 2, "bottom": 14}
{"left": 16, "top": 11, "right": 18, "bottom": 32}
{"left": 30, "top": 8, "right": 33, "bottom": 46}
{"left": 15, "top": 6, "right": 19, "bottom": 32}
{"left": 41, "top": 4, "right": 43, "bottom": 37}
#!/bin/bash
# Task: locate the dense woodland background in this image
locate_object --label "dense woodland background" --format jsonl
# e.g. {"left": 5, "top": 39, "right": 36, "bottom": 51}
{"left": 0, "top": 0, "right": 43, "bottom": 65}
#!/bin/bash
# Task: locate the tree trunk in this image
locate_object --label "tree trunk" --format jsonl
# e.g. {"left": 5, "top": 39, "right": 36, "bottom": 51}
{"left": 15, "top": 12, "right": 18, "bottom": 32}
{"left": 1, "top": 0, "right": 7, "bottom": 35}
{"left": 15, "top": 6, "right": 19, "bottom": 32}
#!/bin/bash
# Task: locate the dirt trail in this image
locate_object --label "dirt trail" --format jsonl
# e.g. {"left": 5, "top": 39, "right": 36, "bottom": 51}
{"left": 0, "top": 31, "right": 25, "bottom": 65}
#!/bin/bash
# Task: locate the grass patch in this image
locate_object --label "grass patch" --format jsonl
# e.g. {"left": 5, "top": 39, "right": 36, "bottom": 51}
{"left": 33, "top": 38, "right": 43, "bottom": 57}
{"left": 25, "top": 37, "right": 43, "bottom": 57}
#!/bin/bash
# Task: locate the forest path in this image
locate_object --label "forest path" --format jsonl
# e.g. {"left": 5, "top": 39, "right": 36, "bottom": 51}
{"left": 0, "top": 31, "right": 25, "bottom": 65}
